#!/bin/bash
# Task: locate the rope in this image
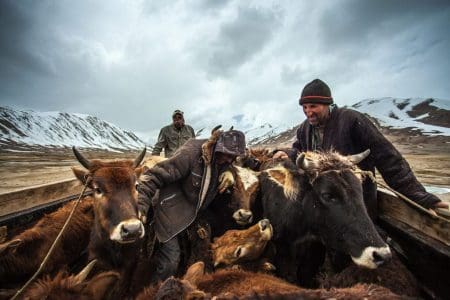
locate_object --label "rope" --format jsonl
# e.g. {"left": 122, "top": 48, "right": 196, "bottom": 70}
{"left": 11, "top": 178, "right": 91, "bottom": 300}
{"left": 355, "top": 169, "right": 440, "bottom": 218}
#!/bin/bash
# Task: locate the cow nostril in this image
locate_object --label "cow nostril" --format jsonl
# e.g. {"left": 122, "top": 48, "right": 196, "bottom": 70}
{"left": 372, "top": 250, "right": 391, "bottom": 266}
{"left": 120, "top": 222, "right": 142, "bottom": 239}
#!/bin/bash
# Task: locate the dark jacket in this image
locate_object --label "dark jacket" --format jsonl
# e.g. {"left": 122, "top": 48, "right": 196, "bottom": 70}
{"left": 292, "top": 107, "right": 440, "bottom": 213}
{"left": 152, "top": 124, "right": 195, "bottom": 158}
{"left": 138, "top": 138, "right": 224, "bottom": 243}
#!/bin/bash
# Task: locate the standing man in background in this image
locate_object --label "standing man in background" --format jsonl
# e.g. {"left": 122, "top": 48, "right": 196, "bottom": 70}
{"left": 152, "top": 109, "right": 195, "bottom": 158}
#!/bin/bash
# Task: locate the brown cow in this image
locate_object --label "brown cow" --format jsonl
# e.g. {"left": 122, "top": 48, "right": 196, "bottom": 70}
{"left": 0, "top": 197, "right": 94, "bottom": 287}
{"left": 23, "top": 260, "right": 119, "bottom": 300}
{"left": 71, "top": 146, "right": 149, "bottom": 297}
{"left": 137, "top": 261, "right": 408, "bottom": 299}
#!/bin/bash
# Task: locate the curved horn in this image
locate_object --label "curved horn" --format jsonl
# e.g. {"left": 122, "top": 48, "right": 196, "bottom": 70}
{"left": 133, "top": 147, "right": 147, "bottom": 168}
{"left": 72, "top": 146, "right": 92, "bottom": 169}
{"left": 211, "top": 125, "right": 222, "bottom": 134}
{"left": 73, "top": 259, "right": 97, "bottom": 284}
{"left": 296, "top": 153, "right": 308, "bottom": 170}
{"left": 228, "top": 126, "right": 234, "bottom": 131}
{"left": 347, "top": 149, "right": 371, "bottom": 165}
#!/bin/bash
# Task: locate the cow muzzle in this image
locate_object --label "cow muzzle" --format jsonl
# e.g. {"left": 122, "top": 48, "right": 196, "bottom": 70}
{"left": 233, "top": 209, "right": 253, "bottom": 225}
{"left": 258, "top": 219, "right": 273, "bottom": 240}
{"left": 110, "top": 219, "right": 145, "bottom": 243}
{"left": 351, "top": 245, "right": 392, "bottom": 269}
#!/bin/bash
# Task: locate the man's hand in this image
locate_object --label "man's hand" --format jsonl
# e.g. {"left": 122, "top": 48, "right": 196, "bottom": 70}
{"left": 433, "top": 201, "right": 449, "bottom": 209}
{"left": 428, "top": 201, "right": 449, "bottom": 216}
{"left": 273, "top": 151, "right": 288, "bottom": 160}
{"left": 218, "top": 171, "right": 235, "bottom": 193}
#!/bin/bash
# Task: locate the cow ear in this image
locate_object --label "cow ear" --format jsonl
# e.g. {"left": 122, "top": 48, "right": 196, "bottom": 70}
{"left": 183, "top": 261, "right": 205, "bottom": 286}
{"left": 84, "top": 271, "right": 119, "bottom": 300}
{"left": 134, "top": 166, "right": 144, "bottom": 179}
{"left": 72, "top": 167, "right": 91, "bottom": 186}
{"left": 0, "top": 239, "right": 22, "bottom": 255}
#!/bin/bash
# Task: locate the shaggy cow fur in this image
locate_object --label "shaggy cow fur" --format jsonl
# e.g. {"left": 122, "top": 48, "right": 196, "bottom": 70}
{"left": 0, "top": 198, "right": 94, "bottom": 287}
{"left": 136, "top": 262, "right": 409, "bottom": 300}
{"left": 320, "top": 252, "right": 421, "bottom": 297}
{"left": 23, "top": 267, "right": 119, "bottom": 300}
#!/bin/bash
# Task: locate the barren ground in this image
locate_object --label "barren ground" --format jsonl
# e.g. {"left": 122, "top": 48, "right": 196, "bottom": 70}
{"left": 0, "top": 132, "right": 449, "bottom": 203}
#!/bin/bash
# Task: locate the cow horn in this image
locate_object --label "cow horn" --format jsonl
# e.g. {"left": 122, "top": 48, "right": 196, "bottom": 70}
{"left": 73, "top": 259, "right": 97, "bottom": 284}
{"left": 72, "top": 146, "right": 92, "bottom": 169}
{"left": 347, "top": 149, "right": 371, "bottom": 165}
{"left": 133, "top": 147, "right": 147, "bottom": 168}
{"left": 296, "top": 153, "right": 311, "bottom": 170}
{"left": 229, "top": 126, "right": 234, "bottom": 131}
{"left": 211, "top": 125, "right": 222, "bottom": 134}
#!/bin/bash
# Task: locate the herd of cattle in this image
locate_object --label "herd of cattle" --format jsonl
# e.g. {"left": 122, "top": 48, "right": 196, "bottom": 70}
{"left": 0, "top": 147, "right": 422, "bottom": 299}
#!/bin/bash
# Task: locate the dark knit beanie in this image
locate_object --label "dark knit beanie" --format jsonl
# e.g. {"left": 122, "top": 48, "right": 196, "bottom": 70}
{"left": 299, "top": 79, "right": 333, "bottom": 105}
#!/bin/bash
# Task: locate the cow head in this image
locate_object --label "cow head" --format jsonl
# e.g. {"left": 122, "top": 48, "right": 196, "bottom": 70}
{"left": 297, "top": 150, "right": 391, "bottom": 269}
{"left": 72, "top": 147, "right": 146, "bottom": 244}
{"left": 24, "top": 260, "right": 119, "bottom": 300}
{"left": 219, "top": 166, "right": 260, "bottom": 226}
{"left": 212, "top": 219, "right": 272, "bottom": 267}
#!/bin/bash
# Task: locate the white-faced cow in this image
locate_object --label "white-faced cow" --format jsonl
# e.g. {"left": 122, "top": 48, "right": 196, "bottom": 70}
{"left": 258, "top": 150, "right": 391, "bottom": 285}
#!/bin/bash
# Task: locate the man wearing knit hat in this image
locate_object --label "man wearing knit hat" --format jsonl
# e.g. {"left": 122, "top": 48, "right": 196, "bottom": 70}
{"left": 275, "top": 78, "right": 448, "bottom": 218}
{"left": 152, "top": 110, "right": 195, "bottom": 158}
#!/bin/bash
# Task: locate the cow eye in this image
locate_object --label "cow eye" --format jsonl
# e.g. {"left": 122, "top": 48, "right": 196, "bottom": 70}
{"left": 234, "top": 246, "right": 242, "bottom": 258}
{"left": 135, "top": 181, "right": 139, "bottom": 190}
{"left": 321, "top": 193, "right": 336, "bottom": 202}
{"left": 94, "top": 187, "right": 103, "bottom": 195}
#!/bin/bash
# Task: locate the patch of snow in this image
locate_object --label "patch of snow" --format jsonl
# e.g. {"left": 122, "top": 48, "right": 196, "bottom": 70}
{"left": 352, "top": 97, "right": 450, "bottom": 136}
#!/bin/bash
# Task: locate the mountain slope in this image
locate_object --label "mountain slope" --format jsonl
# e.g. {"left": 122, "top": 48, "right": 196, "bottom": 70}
{"left": 351, "top": 97, "right": 450, "bottom": 136}
{"left": 0, "top": 107, "right": 145, "bottom": 151}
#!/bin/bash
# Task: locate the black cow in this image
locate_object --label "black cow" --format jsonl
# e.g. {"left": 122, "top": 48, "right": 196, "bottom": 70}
{"left": 258, "top": 150, "right": 391, "bottom": 286}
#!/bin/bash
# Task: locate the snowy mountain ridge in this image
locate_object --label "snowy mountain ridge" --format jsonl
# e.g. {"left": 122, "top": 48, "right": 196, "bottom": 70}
{"left": 0, "top": 97, "right": 448, "bottom": 151}
{"left": 351, "top": 97, "right": 450, "bottom": 136}
{"left": 0, "top": 107, "right": 146, "bottom": 151}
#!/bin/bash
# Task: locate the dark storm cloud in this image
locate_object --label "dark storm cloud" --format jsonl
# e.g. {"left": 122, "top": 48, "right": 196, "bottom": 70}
{"left": 0, "top": 1, "right": 54, "bottom": 94}
{"left": 0, "top": 1, "right": 449, "bottom": 140}
{"left": 205, "top": 6, "right": 281, "bottom": 78}
{"left": 318, "top": 0, "right": 450, "bottom": 47}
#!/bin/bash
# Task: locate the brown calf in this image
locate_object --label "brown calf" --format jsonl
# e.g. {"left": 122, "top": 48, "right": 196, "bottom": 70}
{"left": 212, "top": 219, "right": 274, "bottom": 272}
{"left": 0, "top": 197, "right": 94, "bottom": 287}
{"left": 71, "top": 147, "right": 149, "bottom": 297}
{"left": 23, "top": 260, "right": 119, "bottom": 300}
{"left": 137, "top": 261, "right": 407, "bottom": 299}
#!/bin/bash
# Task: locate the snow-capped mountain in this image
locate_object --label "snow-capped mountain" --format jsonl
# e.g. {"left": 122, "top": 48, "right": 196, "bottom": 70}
{"left": 351, "top": 97, "right": 450, "bottom": 136}
{"left": 244, "top": 123, "right": 293, "bottom": 146}
{"left": 1, "top": 97, "right": 448, "bottom": 151}
{"left": 0, "top": 107, "right": 146, "bottom": 151}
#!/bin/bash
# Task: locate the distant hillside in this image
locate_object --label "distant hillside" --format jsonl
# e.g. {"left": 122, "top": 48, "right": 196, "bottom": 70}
{"left": 0, "top": 107, "right": 146, "bottom": 151}
{"left": 351, "top": 97, "right": 450, "bottom": 135}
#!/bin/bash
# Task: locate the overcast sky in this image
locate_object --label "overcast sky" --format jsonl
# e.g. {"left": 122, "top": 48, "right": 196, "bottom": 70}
{"left": 1, "top": 0, "right": 449, "bottom": 141}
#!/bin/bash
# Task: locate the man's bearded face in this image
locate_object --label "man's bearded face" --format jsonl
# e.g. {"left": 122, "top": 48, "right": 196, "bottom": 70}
{"left": 302, "top": 103, "right": 330, "bottom": 126}
{"left": 173, "top": 114, "right": 185, "bottom": 129}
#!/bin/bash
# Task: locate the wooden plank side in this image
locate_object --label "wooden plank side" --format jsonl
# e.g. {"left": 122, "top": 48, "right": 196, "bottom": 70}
{"left": 0, "top": 179, "right": 83, "bottom": 217}
{"left": 378, "top": 189, "right": 450, "bottom": 246}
